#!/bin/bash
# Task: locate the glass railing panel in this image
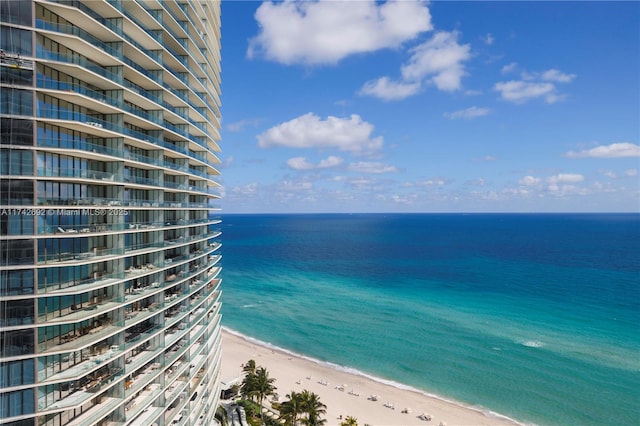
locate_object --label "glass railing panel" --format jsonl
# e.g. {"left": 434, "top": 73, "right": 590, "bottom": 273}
{"left": 38, "top": 300, "right": 121, "bottom": 325}
{"left": 38, "top": 323, "right": 118, "bottom": 354}
{"left": 39, "top": 271, "right": 124, "bottom": 295}
{"left": 38, "top": 247, "right": 124, "bottom": 264}
{"left": 124, "top": 324, "right": 163, "bottom": 346}
{"left": 125, "top": 241, "right": 164, "bottom": 252}
{"left": 37, "top": 168, "right": 118, "bottom": 182}
{"left": 125, "top": 384, "right": 163, "bottom": 421}
{"left": 36, "top": 47, "right": 122, "bottom": 83}
{"left": 123, "top": 79, "right": 163, "bottom": 105}
{"left": 37, "top": 196, "right": 125, "bottom": 207}
{"left": 125, "top": 345, "right": 163, "bottom": 375}
{"left": 35, "top": 19, "right": 120, "bottom": 57}
{"left": 39, "top": 222, "right": 126, "bottom": 235}
{"left": 124, "top": 366, "right": 162, "bottom": 398}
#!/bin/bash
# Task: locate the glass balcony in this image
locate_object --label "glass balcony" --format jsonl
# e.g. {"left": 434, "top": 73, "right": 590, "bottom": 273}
{"left": 37, "top": 167, "right": 118, "bottom": 182}
{"left": 39, "top": 222, "right": 126, "bottom": 235}
{"left": 37, "top": 77, "right": 113, "bottom": 104}
{"left": 35, "top": 19, "right": 120, "bottom": 57}
{"left": 37, "top": 196, "right": 124, "bottom": 206}
{"left": 65, "top": 394, "right": 122, "bottom": 426}
{"left": 36, "top": 47, "right": 122, "bottom": 84}
{"left": 124, "top": 324, "right": 163, "bottom": 347}
{"left": 124, "top": 383, "right": 163, "bottom": 421}
{"left": 38, "top": 346, "right": 122, "bottom": 384}
{"left": 124, "top": 363, "right": 162, "bottom": 400}
{"left": 124, "top": 303, "right": 161, "bottom": 329}
{"left": 38, "top": 299, "right": 121, "bottom": 325}
{"left": 39, "top": 271, "right": 124, "bottom": 295}
{"left": 124, "top": 344, "right": 163, "bottom": 375}
{"left": 38, "top": 321, "right": 118, "bottom": 354}
{"left": 38, "top": 246, "right": 124, "bottom": 264}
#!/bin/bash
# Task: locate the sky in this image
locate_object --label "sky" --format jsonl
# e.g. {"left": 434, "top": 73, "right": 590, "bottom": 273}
{"left": 217, "top": 0, "right": 639, "bottom": 213}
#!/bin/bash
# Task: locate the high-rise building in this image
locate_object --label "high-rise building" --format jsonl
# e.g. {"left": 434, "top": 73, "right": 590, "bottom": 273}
{"left": 0, "top": 1, "right": 223, "bottom": 425}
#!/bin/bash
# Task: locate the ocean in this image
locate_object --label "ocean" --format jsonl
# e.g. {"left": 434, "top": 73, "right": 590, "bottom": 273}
{"left": 218, "top": 213, "right": 640, "bottom": 426}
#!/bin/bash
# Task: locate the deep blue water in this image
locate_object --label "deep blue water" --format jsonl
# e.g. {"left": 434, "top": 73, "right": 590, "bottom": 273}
{"left": 219, "top": 213, "right": 640, "bottom": 426}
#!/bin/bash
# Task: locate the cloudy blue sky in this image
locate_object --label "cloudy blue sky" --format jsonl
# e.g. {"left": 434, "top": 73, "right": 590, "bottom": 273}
{"left": 217, "top": 0, "right": 639, "bottom": 213}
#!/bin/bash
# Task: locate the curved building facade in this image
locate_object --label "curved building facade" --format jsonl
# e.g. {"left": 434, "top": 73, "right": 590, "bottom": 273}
{"left": 0, "top": 1, "right": 223, "bottom": 425}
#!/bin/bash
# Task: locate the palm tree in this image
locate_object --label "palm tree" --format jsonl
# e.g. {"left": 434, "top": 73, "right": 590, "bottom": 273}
{"left": 339, "top": 416, "right": 358, "bottom": 426}
{"left": 252, "top": 367, "right": 277, "bottom": 423}
{"left": 300, "top": 390, "right": 326, "bottom": 426}
{"left": 242, "top": 359, "right": 257, "bottom": 376}
{"left": 278, "top": 390, "right": 304, "bottom": 426}
{"left": 240, "top": 359, "right": 258, "bottom": 401}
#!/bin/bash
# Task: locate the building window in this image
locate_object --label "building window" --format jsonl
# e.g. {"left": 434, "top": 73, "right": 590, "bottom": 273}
{"left": 0, "top": 119, "right": 33, "bottom": 146}
{"left": 0, "top": 26, "right": 32, "bottom": 55}
{"left": 1, "top": 149, "right": 33, "bottom": 175}
{"left": 0, "top": 88, "right": 33, "bottom": 116}
{"left": 0, "top": 388, "right": 35, "bottom": 418}
{"left": 0, "top": 179, "right": 33, "bottom": 205}
{"left": 0, "top": 300, "right": 34, "bottom": 327}
{"left": 0, "top": 214, "right": 34, "bottom": 236}
{"left": 0, "top": 329, "right": 34, "bottom": 357}
{"left": 0, "top": 66, "right": 33, "bottom": 86}
{"left": 0, "top": 358, "right": 35, "bottom": 387}
{"left": 0, "top": 269, "right": 34, "bottom": 296}
{"left": 0, "top": 239, "right": 34, "bottom": 265}
{"left": 0, "top": 1, "right": 32, "bottom": 26}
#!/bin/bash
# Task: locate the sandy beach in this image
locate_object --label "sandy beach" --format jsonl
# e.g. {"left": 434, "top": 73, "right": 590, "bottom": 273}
{"left": 220, "top": 329, "right": 521, "bottom": 426}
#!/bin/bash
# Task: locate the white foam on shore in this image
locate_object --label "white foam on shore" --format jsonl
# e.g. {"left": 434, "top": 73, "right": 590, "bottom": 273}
{"left": 222, "top": 327, "right": 530, "bottom": 426}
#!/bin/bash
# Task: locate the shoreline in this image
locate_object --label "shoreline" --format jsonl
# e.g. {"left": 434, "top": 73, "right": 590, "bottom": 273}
{"left": 220, "top": 327, "right": 525, "bottom": 426}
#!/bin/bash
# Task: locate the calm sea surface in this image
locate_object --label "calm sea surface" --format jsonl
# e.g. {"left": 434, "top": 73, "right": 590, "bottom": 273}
{"left": 218, "top": 213, "right": 640, "bottom": 426}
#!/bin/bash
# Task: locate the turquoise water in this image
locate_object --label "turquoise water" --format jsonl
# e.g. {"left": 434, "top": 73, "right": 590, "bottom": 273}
{"left": 219, "top": 214, "right": 640, "bottom": 425}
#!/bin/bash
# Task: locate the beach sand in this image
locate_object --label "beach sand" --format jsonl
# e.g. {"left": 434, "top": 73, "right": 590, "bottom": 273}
{"left": 220, "top": 329, "right": 521, "bottom": 426}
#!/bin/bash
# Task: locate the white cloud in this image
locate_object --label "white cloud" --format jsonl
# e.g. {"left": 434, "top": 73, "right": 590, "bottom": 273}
{"left": 417, "top": 177, "right": 449, "bottom": 186}
{"left": 495, "top": 67, "right": 575, "bottom": 104}
{"left": 603, "top": 170, "right": 617, "bottom": 178}
{"left": 401, "top": 31, "right": 471, "bottom": 91}
{"left": 227, "top": 118, "right": 262, "bottom": 132}
{"left": 278, "top": 180, "right": 313, "bottom": 191}
{"left": 466, "top": 178, "right": 486, "bottom": 186}
{"left": 318, "top": 156, "right": 344, "bottom": 168}
{"left": 231, "top": 183, "right": 259, "bottom": 196}
{"left": 519, "top": 175, "right": 541, "bottom": 186}
{"left": 391, "top": 194, "right": 416, "bottom": 205}
{"left": 360, "top": 30, "right": 471, "bottom": 101}
{"left": 287, "top": 157, "right": 314, "bottom": 170}
{"left": 247, "top": 0, "right": 432, "bottom": 65}
{"left": 219, "top": 156, "right": 234, "bottom": 169}
{"left": 625, "top": 168, "right": 638, "bottom": 177}
{"left": 514, "top": 173, "right": 588, "bottom": 197}
{"left": 565, "top": 143, "right": 640, "bottom": 158}
{"left": 348, "top": 161, "right": 398, "bottom": 174}
{"left": 501, "top": 62, "right": 518, "bottom": 74}
{"left": 494, "top": 80, "right": 557, "bottom": 103}
{"left": 540, "top": 68, "right": 576, "bottom": 83}
{"left": 345, "top": 177, "right": 377, "bottom": 188}
{"left": 258, "top": 113, "right": 384, "bottom": 154}
{"left": 444, "top": 106, "right": 490, "bottom": 120}
{"left": 481, "top": 155, "right": 497, "bottom": 161}
{"left": 287, "top": 155, "right": 344, "bottom": 170}
{"left": 359, "top": 77, "right": 421, "bottom": 101}
{"left": 482, "top": 33, "right": 494, "bottom": 45}
{"left": 546, "top": 173, "right": 585, "bottom": 184}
